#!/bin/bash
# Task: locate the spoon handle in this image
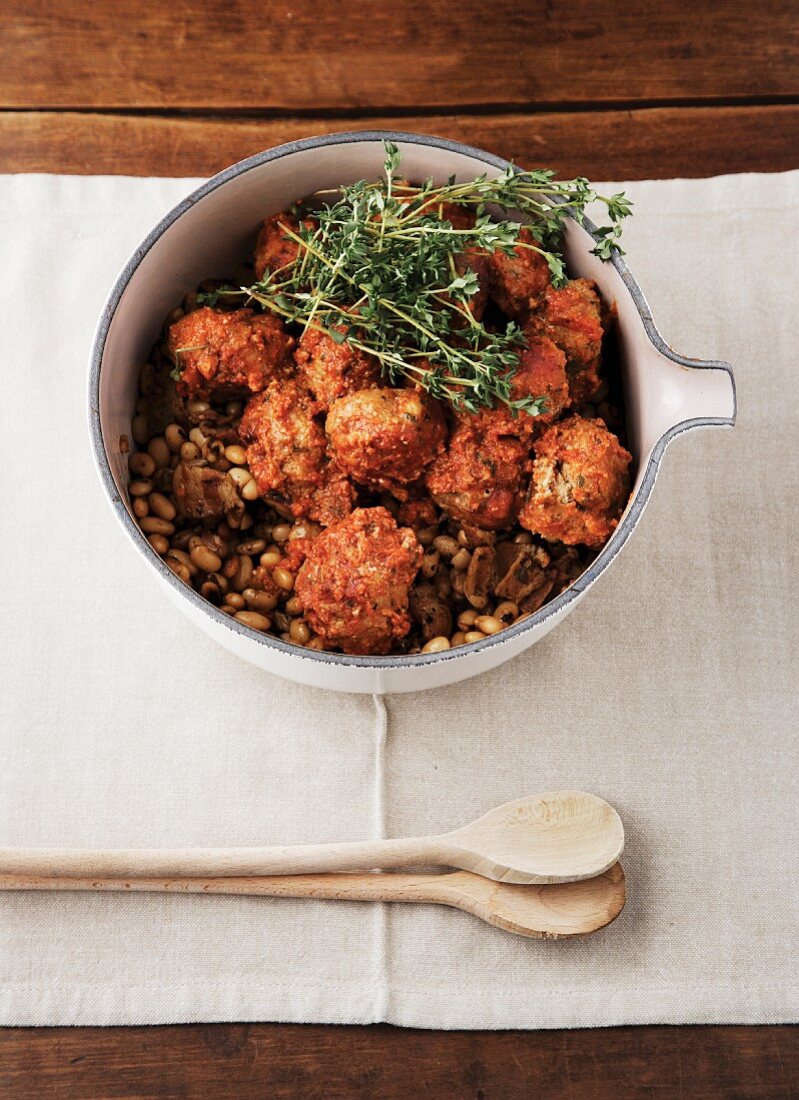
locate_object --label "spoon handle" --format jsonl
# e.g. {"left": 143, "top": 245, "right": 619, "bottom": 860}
{"left": 0, "top": 871, "right": 461, "bottom": 905}
{"left": 0, "top": 838, "right": 443, "bottom": 879}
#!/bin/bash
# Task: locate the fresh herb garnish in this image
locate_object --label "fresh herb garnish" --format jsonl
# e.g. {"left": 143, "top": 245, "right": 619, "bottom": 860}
{"left": 199, "top": 142, "right": 631, "bottom": 413}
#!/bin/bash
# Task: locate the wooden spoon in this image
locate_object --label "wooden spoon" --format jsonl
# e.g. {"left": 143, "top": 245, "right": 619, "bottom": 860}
{"left": 0, "top": 792, "right": 623, "bottom": 885}
{"left": 0, "top": 864, "right": 626, "bottom": 938}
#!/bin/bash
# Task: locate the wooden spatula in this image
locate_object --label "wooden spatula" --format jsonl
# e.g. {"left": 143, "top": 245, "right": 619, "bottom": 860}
{"left": 0, "top": 791, "right": 623, "bottom": 885}
{"left": 0, "top": 863, "right": 626, "bottom": 938}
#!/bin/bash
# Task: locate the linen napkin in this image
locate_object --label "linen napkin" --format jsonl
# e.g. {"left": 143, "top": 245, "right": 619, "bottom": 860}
{"left": 0, "top": 169, "right": 796, "bottom": 1027}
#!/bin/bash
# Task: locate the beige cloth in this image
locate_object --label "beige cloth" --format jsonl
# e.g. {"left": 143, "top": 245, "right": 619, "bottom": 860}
{"left": 0, "top": 170, "right": 796, "bottom": 1028}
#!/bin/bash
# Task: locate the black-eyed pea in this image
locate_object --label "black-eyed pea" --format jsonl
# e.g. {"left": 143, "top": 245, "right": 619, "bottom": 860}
{"left": 451, "top": 548, "right": 471, "bottom": 571}
{"left": 166, "top": 547, "right": 197, "bottom": 575}
{"left": 234, "top": 610, "right": 271, "bottom": 632}
{"left": 421, "top": 636, "right": 450, "bottom": 654}
{"left": 433, "top": 535, "right": 459, "bottom": 559}
{"left": 129, "top": 451, "right": 156, "bottom": 478}
{"left": 273, "top": 567, "right": 294, "bottom": 592}
{"left": 421, "top": 549, "right": 440, "bottom": 578}
{"left": 221, "top": 554, "right": 240, "bottom": 580}
{"left": 148, "top": 492, "right": 176, "bottom": 522}
{"left": 147, "top": 534, "right": 169, "bottom": 556}
{"left": 243, "top": 588, "right": 278, "bottom": 613}
{"left": 474, "top": 615, "right": 504, "bottom": 635}
{"left": 232, "top": 554, "right": 253, "bottom": 592}
{"left": 147, "top": 436, "right": 170, "bottom": 468}
{"left": 133, "top": 497, "right": 149, "bottom": 518}
{"left": 457, "top": 608, "right": 479, "bottom": 631}
{"left": 165, "top": 423, "right": 187, "bottom": 452}
{"left": 190, "top": 545, "right": 223, "bottom": 574}
{"left": 166, "top": 557, "right": 191, "bottom": 583}
{"left": 140, "top": 516, "right": 175, "bottom": 537}
{"left": 289, "top": 619, "right": 311, "bottom": 644}
{"left": 494, "top": 601, "right": 519, "bottom": 624}
{"left": 464, "top": 630, "right": 486, "bottom": 644}
{"left": 236, "top": 539, "right": 266, "bottom": 556}
{"left": 224, "top": 444, "right": 248, "bottom": 466}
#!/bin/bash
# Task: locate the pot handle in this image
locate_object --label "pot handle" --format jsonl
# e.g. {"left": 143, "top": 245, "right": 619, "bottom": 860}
{"left": 667, "top": 356, "right": 736, "bottom": 428}
{"left": 638, "top": 342, "right": 736, "bottom": 450}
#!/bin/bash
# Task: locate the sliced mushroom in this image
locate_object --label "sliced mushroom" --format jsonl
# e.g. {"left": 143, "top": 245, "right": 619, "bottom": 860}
{"left": 173, "top": 462, "right": 241, "bottom": 521}
{"left": 493, "top": 543, "right": 550, "bottom": 604}
{"left": 410, "top": 583, "right": 453, "bottom": 642}
{"left": 464, "top": 545, "right": 495, "bottom": 608}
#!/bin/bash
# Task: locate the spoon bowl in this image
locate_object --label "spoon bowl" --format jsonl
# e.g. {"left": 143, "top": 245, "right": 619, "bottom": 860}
{"left": 440, "top": 791, "right": 625, "bottom": 884}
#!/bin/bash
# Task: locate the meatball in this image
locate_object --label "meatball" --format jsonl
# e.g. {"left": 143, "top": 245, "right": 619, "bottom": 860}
{"left": 515, "top": 334, "right": 571, "bottom": 428}
{"left": 294, "top": 507, "right": 423, "bottom": 655}
{"left": 453, "top": 244, "right": 490, "bottom": 322}
{"left": 425, "top": 411, "right": 532, "bottom": 531}
{"left": 486, "top": 226, "right": 551, "bottom": 320}
{"left": 326, "top": 388, "right": 447, "bottom": 495}
{"left": 253, "top": 212, "right": 316, "bottom": 281}
{"left": 239, "top": 379, "right": 355, "bottom": 526}
{"left": 294, "top": 327, "right": 381, "bottom": 409}
{"left": 167, "top": 307, "right": 293, "bottom": 401}
{"left": 527, "top": 279, "right": 604, "bottom": 403}
{"left": 519, "top": 415, "right": 632, "bottom": 548}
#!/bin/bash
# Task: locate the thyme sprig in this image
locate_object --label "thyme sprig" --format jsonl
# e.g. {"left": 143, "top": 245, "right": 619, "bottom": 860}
{"left": 199, "top": 142, "right": 631, "bottom": 413}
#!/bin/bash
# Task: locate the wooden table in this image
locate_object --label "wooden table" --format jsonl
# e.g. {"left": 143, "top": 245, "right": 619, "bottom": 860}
{"left": 1, "top": 2, "right": 796, "bottom": 1095}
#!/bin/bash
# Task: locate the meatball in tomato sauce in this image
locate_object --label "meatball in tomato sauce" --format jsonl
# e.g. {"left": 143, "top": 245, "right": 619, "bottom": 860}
{"left": 486, "top": 226, "right": 551, "bottom": 321}
{"left": 519, "top": 415, "right": 631, "bottom": 548}
{"left": 253, "top": 212, "right": 316, "bottom": 281}
{"left": 167, "top": 307, "right": 293, "bottom": 401}
{"left": 425, "top": 410, "right": 532, "bottom": 531}
{"left": 294, "top": 507, "right": 422, "bottom": 655}
{"left": 326, "top": 388, "right": 447, "bottom": 496}
{"left": 239, "top": 379, "right": 355, "bottom": 526}
{"left": 294, "top": 327, "right": 381, "bottom": 409}
{"left": 527, "top": 279, "right": 605, "bottom": 403}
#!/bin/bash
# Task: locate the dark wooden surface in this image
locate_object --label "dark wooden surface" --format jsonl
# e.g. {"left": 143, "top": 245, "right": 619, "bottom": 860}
{"left": 1, "top": 1, "right": 797, "bottom": 1095}
{"left": 1, "top": 1023, "right": 797, "bottom": 1099}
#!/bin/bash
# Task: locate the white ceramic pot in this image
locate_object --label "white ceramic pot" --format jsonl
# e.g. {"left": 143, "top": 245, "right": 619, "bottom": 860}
{"left": 89, "top": 131, "right": 735, "bottom": 694}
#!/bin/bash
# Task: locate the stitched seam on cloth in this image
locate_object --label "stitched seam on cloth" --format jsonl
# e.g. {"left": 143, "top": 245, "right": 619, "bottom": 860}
{"left": 4, "top": 981, "right": 796, "bottom": 993}
{"left": 371, "top": 693, "right": 389, "bottom": 1020}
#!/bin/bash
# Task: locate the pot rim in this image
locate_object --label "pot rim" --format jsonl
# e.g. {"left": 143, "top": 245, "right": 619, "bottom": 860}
{"left": 88, "top": 129, "right": 736, "bottom": 671}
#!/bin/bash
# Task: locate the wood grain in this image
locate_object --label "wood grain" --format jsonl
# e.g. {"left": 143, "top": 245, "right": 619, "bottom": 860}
{"left": 0, "top": 793, "right": 623, "bottom": 885}
{"left": 2, "top": 105, "right": 799, "bottom": 180}
{"left": 1, "top": 0, "right": 798, "bottom": 110}
{"left": 0, "top": 1023, "right": 796, "bottom": 1098}
{"left": 0, "top": 863, "right": 626, "bottom": 938}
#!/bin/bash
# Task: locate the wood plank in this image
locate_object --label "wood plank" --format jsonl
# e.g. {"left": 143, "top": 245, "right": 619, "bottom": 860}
{"left": 0, "top": 1023, "right": 796, "bottom": 1098}
{"left": 1, "top": 0, "right": 797, "bottom": 111}
{"left": 1, "top": 105, "right": 798, "bottom": 180}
